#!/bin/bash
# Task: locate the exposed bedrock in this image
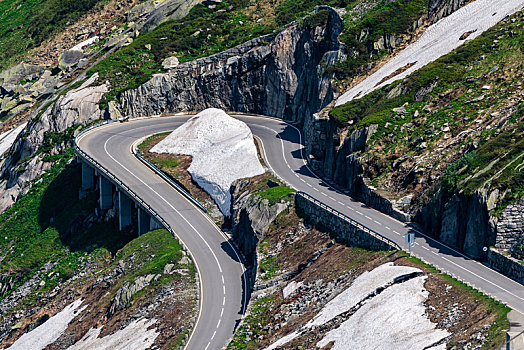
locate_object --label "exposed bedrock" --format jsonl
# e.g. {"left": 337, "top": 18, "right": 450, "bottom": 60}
{"left": 416, "top": 188, "right": 497, "bottom": 259}
{"left": 0, "top": 74, "right": 107, "bottom": 213}
{"left": 429, "top": 0, "right": 466, "bottom": 23}
{"left": 121, "top": 6, "right": 343, "bottom": 125}
{"left": 230, "top": 180, "right": 288, "bottom": 268}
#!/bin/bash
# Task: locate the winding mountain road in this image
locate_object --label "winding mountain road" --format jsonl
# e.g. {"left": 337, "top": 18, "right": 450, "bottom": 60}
{"left": 76, "top": 114, "right": 524, "bottom": 349}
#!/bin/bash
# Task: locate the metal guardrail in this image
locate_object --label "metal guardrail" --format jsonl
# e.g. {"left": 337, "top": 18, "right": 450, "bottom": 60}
{"left": 134, "top": 152, "right": 208, "bottom": 213}
{"left": 503, "top": 329, "right": 524, "bottom": 350}
{"left": 77, "top": 120, "right": 401, "bottom": 253}
{"left": 296, "top": 191, "right": 402, "bottom": 251}
{"left": 74, "top": 121, "right": 176, "bottom": 237}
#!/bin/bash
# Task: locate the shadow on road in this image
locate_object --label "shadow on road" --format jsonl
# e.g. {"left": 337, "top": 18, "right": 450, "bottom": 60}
{"left": 220, "top": 241, "right": 254, "bottom": 324}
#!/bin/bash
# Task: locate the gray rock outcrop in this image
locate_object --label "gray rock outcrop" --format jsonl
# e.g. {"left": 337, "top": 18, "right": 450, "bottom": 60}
{"left": 429, "top": 0, "right": 466, "bottom": 23}
{"left": 58, "top": 50, "right": 85, "bottom": 72}
{"left": 0, "top": 74, "right": 108, "bottom": 213}
{"left": 416, "top": 188, "right": 496, "bottom": 259}
{"left": 121, "top": 7, "right": 343, "bottom": 125}
{"left": 162, "top": 56, "right": 180, "bottom": 71}
{"left": 109, "top": 274, "right": 159, "bottom": 316}
{"left": 130, "top": 0, "right": 204, "bottom": 32}
{"left": 0, "top": 65, "right": 58, "bottom": 119}
{"left": 231, "top": 180, "right": 288, "bottom": 267}
{"left": 0, "top": 63, "right": 43, "bottom": 86}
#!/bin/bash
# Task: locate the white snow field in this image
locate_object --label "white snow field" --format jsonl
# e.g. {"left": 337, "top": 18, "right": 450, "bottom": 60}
{"left": 1, "top": 299, "right": 87, "bottom": 350}
{"left": 68, "top": 318, "right": 159, "bottom": 350}
{"left": 266, "top": 263, "right": 447, "bottom": 350}
{"left": 0, "top": 123, "right": 26, "bottom": 158}
{"left": 335, "top": 0, "right": 524, "bottom": 106}
{"left": 317, "top": 276, "right": 450, "bottom": 350}
{"left": 151, "top": 108, "right": 264, "bottom": 216}
{"left": 306, "top": 263, "right": 421, "bottom": 327}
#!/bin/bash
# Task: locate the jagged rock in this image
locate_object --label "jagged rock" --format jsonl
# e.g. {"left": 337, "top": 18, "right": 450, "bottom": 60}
{"left": 417, "top": 189, "right": 496, "bottom": 259}
{"left": 78, "top": 58, "right": 90, "bottom": 68}
{"left": 108, "top": 100, "right": 123, "bottom": 120}
{"left": 440, "top": 195, "right": 462, "bottom": 247}
{"left": 109, "top": 274, "right": 157, "bottom": 315}
{"left": 138, "top": 0, "right": 204, "bottom": 33}
{"left": 27, "top": 70, "right": 58, "bottom": 97}
{"left": 0, "top": 63, "right": 43, "bottom": 85}
{"left": 0, "top": 74, "right": 107, "bottom": 213}
{"left": 231, "top": 179, "right": 288, "bottom": 266}
{"left": 121, "top": 7, "right": 343, "bottom": 126}
{"left": 163, "top": 264, "right": 175, "bottom": 274}
{"left": 429, "top": 0, "right": 466, "bottom": 23}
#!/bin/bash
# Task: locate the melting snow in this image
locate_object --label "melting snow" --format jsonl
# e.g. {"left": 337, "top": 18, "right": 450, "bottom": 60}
{"left": 68, "top": 318, "right": 159, "bottom": 350}
{"left": 71, "top": 36, "right": 99, "bottom": 51}
{"left": 336, "top": 0, "right": 524, "bottom": 106}
{"left": 266, "top": 263, "right": 448, "bottom": 349}
{"left": 151, "top": 108, "right": 264, "bottom": 215}
{"left": 283, "top": 281, "right": 304, "bottom": 299}
{"left": 317, "top": 276, "right": 450, "bottom": 350}
{"left": 0, "top": 123, "right": 26, "bottom": 158}
{"left": 306, "top": 263, "right": 420, "bottom": 327}
{"left": 1, "top": 299, "right": 86, "bottom": 350}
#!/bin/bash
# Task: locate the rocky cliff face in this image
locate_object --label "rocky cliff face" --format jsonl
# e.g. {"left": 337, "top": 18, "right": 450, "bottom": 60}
{"left": 416, "top": 188, "right": 496, "bottom": 259}
{"left": 428, "top": 0, "right": 466, "bottom": 23}
{"left": 0, "top": 74, "right": 107, "bottom": 212}
{"left": 301, "top": 0, "right": 515, "bottom": 257}
{"left": 121, "top": 7, "right": 343, "bottom": 125}
{"left": 230, "top": 179, "right": 288, "bottom": 268}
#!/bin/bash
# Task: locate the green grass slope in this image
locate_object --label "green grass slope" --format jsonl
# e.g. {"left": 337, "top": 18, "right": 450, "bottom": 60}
{"left": 0, "top": 0, "right": 105, "bottom": 70}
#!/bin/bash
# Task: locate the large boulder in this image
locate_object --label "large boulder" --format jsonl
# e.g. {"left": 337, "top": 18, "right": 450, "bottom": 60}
{"left": 59, "top": 50, "right": 85, "bottom": 71}
{"left": 162, "top": 56, "right": 180, "bottom": 70}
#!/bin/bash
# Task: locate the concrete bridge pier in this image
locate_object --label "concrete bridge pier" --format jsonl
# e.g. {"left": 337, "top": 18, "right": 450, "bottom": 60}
{"left": 138, "top": 208, "right": 151, "bottom": 236}
{"left": 79, "top": 161, "right": 95, "bottom": 199}
{"left": 119, "top": 191, "right": 133, "bottom": 230}
{"left": 81, "top": 162, "right": 95, "bottom": 190}
{"left": 99, "top": 176, "right": 113, "bottom": 210}
{"left": 150, "top": 217, "right": 163, "bottom": 231}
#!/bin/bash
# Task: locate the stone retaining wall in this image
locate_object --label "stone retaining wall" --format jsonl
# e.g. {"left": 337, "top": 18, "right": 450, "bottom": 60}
{"left": 487, "top": 248, "right": 524, "bottom": 285}
{"left": 495, "top": 198, "right": 524, "bottom": 258}
{"left": 295, "top": 193, "right": 397, "bottom": 251}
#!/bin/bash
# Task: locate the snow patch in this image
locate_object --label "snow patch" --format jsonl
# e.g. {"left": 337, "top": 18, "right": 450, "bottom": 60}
{"left": 71, "top": 36, "right": 99, "bottom": 51}
{"left": 265, "top": 263, "right": 445, "bottom": 350}
{"left": 283, "top": 281, "right": 303, "bottom": 299}
{"left": 306, "top": 262, "right": 420, "bottom": 327}
{"left": 0, "top": 123, "right": 26, "bottom": 158}
{"left": 1, "top": 299, "right": 86, "bottom": 350}
{"left": 151, "top": 108, "right": 265, "bottom": 215}
{"left": 68, "top": 318, "right": 159, "bottom": 350}
{"left": 317, "top": 276, "right": 450, "bottom": 350}
{"left": 265, "top": 330, "right": 300, "bottom": 350}
{"left": 336, "top": 0, "right": 524, "bottom": 106}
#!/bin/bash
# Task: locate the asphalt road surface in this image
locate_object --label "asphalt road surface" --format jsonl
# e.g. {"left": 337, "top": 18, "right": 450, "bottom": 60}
{"left": 77, "top": 114, "right": 524, "bottom": 349}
